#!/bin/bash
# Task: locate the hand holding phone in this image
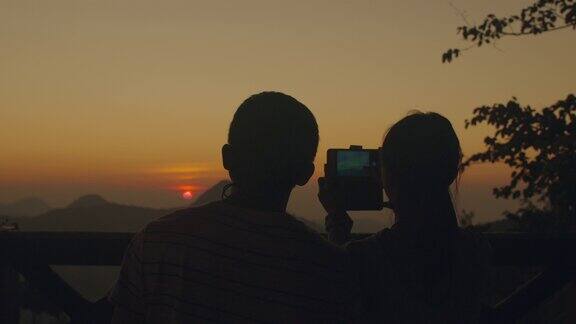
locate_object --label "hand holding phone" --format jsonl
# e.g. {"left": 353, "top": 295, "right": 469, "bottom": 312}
{"left": 323, "top": 146, "right": 384, "bottom": 211}
{"left": 317, "top": 177, "right": 346, "bottom": 214}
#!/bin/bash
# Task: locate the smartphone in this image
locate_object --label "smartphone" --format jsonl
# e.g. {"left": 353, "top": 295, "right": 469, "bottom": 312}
{"left": 325, "top": 146, "right": 384, "bottom": 210}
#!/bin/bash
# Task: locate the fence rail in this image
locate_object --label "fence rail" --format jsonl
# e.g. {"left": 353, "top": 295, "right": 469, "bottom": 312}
{"left": 2, "top": 231, "right": 576, "bottom": 266}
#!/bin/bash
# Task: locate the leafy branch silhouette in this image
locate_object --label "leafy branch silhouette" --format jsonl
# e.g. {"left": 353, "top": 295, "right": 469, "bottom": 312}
{"left": 463, "top": 95, "right": 576, "bottom": 211}
{"left": 443, "top": 0, "right": 576, "bottom": 63}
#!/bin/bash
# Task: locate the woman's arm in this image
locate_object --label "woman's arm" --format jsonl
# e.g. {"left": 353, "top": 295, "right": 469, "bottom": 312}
{"left": 325, "top": 211, "right": 353, "bottom": 245}
{"left": 318, "top": 177, "right": 354, "bottom": 245}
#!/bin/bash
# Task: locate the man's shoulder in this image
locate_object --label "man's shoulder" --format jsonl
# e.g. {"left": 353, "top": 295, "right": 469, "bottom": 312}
{"left": 160, "top": 202, "right": 219, "bottom": 221}
{"left": 143, "top": 201, "right": 329, "bottom": 241}
{"left": 144, "top": 201, "right": 222, "bottom": 232}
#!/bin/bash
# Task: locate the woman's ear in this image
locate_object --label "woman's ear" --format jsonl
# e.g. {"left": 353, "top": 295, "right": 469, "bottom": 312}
{"left": 222, "top": 144, "right": 233, "bottom": 171}
{"left": 295, "top": 162, "right": 315, "bottom": 186}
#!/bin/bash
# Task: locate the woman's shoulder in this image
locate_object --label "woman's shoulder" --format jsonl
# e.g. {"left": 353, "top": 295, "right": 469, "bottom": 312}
{"left": 454, "top": 228, "right": 492, "bottom": 267}
{"left": 344, "top": 227, "right": 491, "bottom": 263}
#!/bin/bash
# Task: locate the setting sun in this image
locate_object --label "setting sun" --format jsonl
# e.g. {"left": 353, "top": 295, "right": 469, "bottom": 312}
{"left": 182, "top": 191, "right": 194, "bottom": 200}
{"left": 178, "top": 184, "right": 201, "bottom": 200}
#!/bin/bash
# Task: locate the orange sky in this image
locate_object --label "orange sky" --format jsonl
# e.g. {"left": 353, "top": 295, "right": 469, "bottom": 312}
{"left": 1, "top": 0, "right": 574, "bottom": 223}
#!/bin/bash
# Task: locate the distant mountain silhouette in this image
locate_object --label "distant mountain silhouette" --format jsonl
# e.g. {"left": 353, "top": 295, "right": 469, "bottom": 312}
{"left": 14, "top": 195, "right": 173, "bottom": 232}
{"left": 191, "top": 180, "right": 230, "bottom": 207}
{"left": 0, "top": 197, "right": 51, "bottom": 217}
{"left": 68, "top": 194, "right": 109, "bottom": 209}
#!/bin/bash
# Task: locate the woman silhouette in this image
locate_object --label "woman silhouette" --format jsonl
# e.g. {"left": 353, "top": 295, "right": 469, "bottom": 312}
{"left": 319, "top": 112, "right": 491, "bottom": 323}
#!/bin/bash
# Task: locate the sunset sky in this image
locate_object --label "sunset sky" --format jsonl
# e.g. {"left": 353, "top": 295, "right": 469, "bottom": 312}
{"left": 1, "top": 0, "right": 574, "bottom": 224}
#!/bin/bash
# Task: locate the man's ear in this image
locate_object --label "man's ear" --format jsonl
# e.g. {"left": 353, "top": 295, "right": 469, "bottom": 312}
{"left": 222, "top": 144, "right": 233, "bottom": 171}
{"left": 295, "top": 162, "right": 315, "bottom": 186}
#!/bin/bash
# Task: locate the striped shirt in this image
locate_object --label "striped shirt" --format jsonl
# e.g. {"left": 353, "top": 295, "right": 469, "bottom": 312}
{"left": 109, "top": 201, "right": 358, "bottom": 323}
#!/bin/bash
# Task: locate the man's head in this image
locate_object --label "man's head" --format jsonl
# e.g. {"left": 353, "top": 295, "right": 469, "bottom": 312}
{"left": 223, "top": 92, "right": 319, "bottom": 193}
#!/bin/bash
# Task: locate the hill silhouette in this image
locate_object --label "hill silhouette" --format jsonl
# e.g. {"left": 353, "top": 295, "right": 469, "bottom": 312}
{"left": 15, "top": 195, "right": 173, "bottom": 232}
{"left": 0, "top": 197, "right": 51, "bottom": 217}
{"left": 67, "top": 194, "right": 109, "bottom": 209}
{"left": 191, "top": 180, "right": 230, "bottom": 207}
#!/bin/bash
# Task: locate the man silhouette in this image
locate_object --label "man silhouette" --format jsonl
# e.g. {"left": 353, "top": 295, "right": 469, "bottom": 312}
{"left": 110, "top": 92, "right": 358, "bottom": 323}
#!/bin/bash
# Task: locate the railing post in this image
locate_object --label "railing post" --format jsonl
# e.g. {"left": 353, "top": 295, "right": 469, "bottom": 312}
{"left": 0, "top": 258, "right": 20, "bottom": 324}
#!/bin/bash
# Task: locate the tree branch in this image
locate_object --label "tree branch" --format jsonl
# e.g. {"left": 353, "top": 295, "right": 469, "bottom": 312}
{"left": 443, "top": 0, "right": 576, "bottom": 63}
{"left": 501, "top": 23, "right": 575, "bottom": 36}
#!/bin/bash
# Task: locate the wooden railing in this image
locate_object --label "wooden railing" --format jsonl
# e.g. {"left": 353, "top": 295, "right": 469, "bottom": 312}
{"left": 1, "top": 231, "right": 576, "bottom": 323}
{"left": 2, "top": 231, "right": 576, "bottom": 266}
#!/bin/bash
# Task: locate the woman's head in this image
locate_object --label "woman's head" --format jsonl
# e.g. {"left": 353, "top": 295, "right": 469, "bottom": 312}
{"left": 381, "top": 112, "right": 462, "bottom": 223}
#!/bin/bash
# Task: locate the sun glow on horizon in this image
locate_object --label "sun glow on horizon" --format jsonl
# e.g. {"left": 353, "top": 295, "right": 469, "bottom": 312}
{"left": 176, "top": 184, "right": 203, "bottom": 201}
{"left": 182, "top": 191, "right": 194, "bottom": 200}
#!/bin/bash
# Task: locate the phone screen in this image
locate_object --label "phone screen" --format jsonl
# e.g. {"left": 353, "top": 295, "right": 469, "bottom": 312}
{"left": 326, "top": 148, "right": 384, "bottom": 210}
{"left": 336, "top": 150, "right": 373, "bottom": 176}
